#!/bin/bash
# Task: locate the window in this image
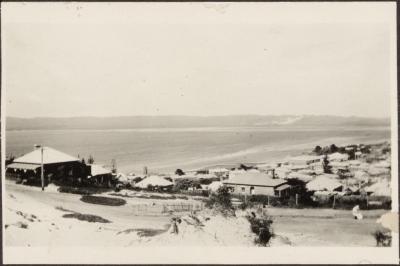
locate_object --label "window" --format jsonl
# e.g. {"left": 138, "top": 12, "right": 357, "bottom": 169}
{"left": 250, "top": 187, "right": 255, "bottom": 195}
{"left": 241, "top": 187, "right": 246, "bottom": 192}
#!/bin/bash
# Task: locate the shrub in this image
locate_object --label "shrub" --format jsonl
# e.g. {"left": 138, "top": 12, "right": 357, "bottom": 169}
{"left": 205, "top": 186, "right": 234, "bottom": 215}
{"left": 62, "top": 213, "right": 111, "bottom": 223}
{"left": 173, "top": 178, "right": 201, "bottom": 191}
{"left": 247, "top": 215, "right": 274, "bottom": 246}
{"left": 58, "top": 186, "right": 111, "bottom": 195}
{"left": 238, "top": 201, "right": 255, "bottom": 210}
{"left": 175, "top": 169, "right": 185, "bottom": 176}
{"left": 373, "top": 229, "right": 392, "bottom": 247}
{"left": 322, "top": 155, "right": 332, "bottom": 174}
{"left": 80, "top": 195, "right": 126, "bottom": 206}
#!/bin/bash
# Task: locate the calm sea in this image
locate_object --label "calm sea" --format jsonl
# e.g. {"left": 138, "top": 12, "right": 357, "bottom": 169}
{"left": 6, "top": 127, "right": 390, "bottom": 174}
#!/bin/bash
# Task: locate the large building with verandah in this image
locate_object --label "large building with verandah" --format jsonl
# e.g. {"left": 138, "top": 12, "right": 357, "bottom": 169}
{"left": 6, "top": 146, "right": 87, "bottom": 186}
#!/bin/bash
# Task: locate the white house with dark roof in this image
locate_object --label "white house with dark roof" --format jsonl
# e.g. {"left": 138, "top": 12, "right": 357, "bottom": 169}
{"left": 223, "top": 172, "right": 291, "bottom": 197}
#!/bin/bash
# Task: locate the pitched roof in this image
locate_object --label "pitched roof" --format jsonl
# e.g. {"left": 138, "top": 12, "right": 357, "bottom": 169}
{"left": 90, "top": 164, "right": 112, "bottom": 176}
{"left": 328, "top": 152, "right": 349, "bottom": 161}
{"left": 289, "top": 155, "right": 321, "bottom": 162}
{"left": 135, "top": 175, "right": 173, "bottom": 188}
{"left": 224, "top": 172, "right": 286, "bottom": 187}
{"left": 306, "top": 175, "right": 342, "bottom": 192}
{"left": 13, "top": 147, "right": 80, "bottom": 165}
{"left": 7, "top": 162, "right": 40, "bottom": 171}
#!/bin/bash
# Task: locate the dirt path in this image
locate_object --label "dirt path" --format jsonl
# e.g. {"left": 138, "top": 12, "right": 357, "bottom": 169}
{"left": 5, "top": 181, "right": 389, "bottom": 247}
{"left": 5, "top": 181, "right": 172, "bottom": 231}
{"left": 264, "top": 207, "right": 388, "bottom": 246}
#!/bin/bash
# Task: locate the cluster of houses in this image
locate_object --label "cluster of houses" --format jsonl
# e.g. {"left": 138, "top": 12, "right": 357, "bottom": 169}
{"left": 6, "top": 142, "right": 391, "bottom": 200}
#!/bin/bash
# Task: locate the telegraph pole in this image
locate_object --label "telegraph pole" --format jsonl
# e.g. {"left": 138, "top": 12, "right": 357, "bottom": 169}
{"left": 35, "top": 144, "right": 45, "bottom": 191}
{"left": 41, "top": 146, "right": 44, "bottom": 191}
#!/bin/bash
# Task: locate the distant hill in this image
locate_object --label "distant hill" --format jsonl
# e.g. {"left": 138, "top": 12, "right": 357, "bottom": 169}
{"left": 6, "top": 115, "right": 390, "bottom": 130}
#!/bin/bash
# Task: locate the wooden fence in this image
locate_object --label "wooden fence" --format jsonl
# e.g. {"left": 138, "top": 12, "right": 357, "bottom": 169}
{"left": 130, "top": 202, "right": 205, "bottom": 216}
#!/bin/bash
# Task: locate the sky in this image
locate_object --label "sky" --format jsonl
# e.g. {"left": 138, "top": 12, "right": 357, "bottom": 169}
{"left": 2, "top": 2, "right": 396, "bottom": 118}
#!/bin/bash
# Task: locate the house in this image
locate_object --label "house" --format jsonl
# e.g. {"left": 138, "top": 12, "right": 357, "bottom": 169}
{"left": 209, "top": 168, "right": 230, "bottom": 178}
{"left": 135, "top": 175, "right": 173, "bottom": 190}
{"left": 288, "top": 155, "right": 321, "bottom": 165}
{"left": 328, "top": 152, "right": 349, "bottom": 162}
{"left": 207, "top": 181, "right": 224, "bottom": 192}
{"left": 286, "top": 172, "right": 314, "bottom": 183}
{"left": 6, "top": 146, "right": 86, "bottom": 185}
{"left": 87, "top": 164, "right": 113, "bottom": 187}
{"left": 365, "top": 179, "right": 391, "bottom": 196}
{"left": 223, "top": 172, "right": 291, "bottom": 197}
{"left": 306, "top": 175, "right": 343, "bottom": 192}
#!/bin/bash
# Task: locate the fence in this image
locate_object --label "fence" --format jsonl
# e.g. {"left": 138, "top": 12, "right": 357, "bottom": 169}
{"left": 130, "top": 202, "right": 205, "bottom": 216}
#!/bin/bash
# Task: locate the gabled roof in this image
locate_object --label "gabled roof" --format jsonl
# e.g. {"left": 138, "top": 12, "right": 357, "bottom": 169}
{"left": 306, "top": 175, "right": 342, "bottom": 192}
{"left": 223, "top": 172, "right": 286, "bottom": 187}
{"left": 13, "top": 147, "right": 80, "bottom": 165}
{"left": 7, "top": 163, "right": 40, "bottom": 171}
{"left": 135, "top": 175, "right": 173, "bottom": 188}
{"left": 90, "top": 164, "right": 112, "bottom": 176}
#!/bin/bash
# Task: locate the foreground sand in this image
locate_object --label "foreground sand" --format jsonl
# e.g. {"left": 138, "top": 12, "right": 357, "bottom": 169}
{"left": 4, "top": 181, "right": 388, "bottom": 247}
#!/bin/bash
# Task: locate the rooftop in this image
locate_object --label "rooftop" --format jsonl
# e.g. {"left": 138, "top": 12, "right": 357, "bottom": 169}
{"left": 13, "top": 147, "right": 80, "bottom": 165}
{"left": 224, "top": 172, "right": 286, "bottom": 187}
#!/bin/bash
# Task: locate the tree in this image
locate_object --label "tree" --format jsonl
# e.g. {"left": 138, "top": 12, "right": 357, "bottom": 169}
{"left": 111, "top": 159, "right": 117, "bottom": 174}
{"left": 313, "top": 145, "right": 322, "bottom": 155}
{"left": 88, "top": 155, "right": 95, "bottom": 164}
{"left": 175, "top": 169, "right": 185, "bottom": 176}
{"left": 205, "top": 186, "right": 233, "bottom": 214}
{"left": 330, "top": 144, "right": 338, "bottom": 153}
{"left": 321, "top": 146, "right": 331, "bottom": 155}
{"left": 347, "top": 150, "right": 355, "bottom": 160}
{"left": 322, "top": 155, "right": 332, "bottom": 174}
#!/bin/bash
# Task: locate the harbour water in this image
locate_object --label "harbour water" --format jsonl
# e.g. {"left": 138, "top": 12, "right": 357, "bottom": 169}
{"left": 6, "top": 126, "right": 390, "bottom": 174}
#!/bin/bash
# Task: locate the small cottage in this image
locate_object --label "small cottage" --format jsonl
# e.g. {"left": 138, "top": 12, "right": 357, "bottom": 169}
{"left": 223, "top": 172, "right": 291, "bottom": 197}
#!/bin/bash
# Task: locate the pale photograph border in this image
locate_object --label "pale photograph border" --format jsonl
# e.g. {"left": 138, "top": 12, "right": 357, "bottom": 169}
{"left": 1, "top": 1, "right": 398, "bottom": 264}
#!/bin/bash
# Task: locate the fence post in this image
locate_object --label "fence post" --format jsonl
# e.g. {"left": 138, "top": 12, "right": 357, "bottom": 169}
{"left": 267, "top": 195, "right": 270, "bottom": 206}
{"left": 295, "top": 193, "right": 298, "bottom": 206}
{"left": 332, "top": 195, "right": 336, "bottom": 209}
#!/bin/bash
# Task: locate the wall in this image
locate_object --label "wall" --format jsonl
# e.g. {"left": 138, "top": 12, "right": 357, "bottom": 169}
{"left": 227, "top": 184, "right": 276, "bottom": 196}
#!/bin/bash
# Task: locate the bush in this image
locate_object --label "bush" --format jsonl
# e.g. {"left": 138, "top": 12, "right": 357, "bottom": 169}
{"left": 58, "top": 186, "right": 111, "bottom": 195}
{"left": 180, "top": 190, "right": 210, "bottom": 197}
{"left": 173, "top": 178, "right": 201, "bottom": 191}
{"left": 175, "top": 169, "right": 185, "bottom": 176}
{"left": 80, "top": 195, "right": 126, "bottom": 206}
{"left": 373, "top": 229, "right": 392, "bottom": 247}
{"left": 238, "top": 201, "right": 255, "bottom": 210}
{"left": 313, "top": 195, "right": 391, "bottom": 210}
{"left": 63, "top": 213, "right": 111, "bottom": 223}
{"left": 247, "top": 215, "right": 274, "bottom": 246}
{"left": 205, "top": 186, "right": 234, "bottom": 215}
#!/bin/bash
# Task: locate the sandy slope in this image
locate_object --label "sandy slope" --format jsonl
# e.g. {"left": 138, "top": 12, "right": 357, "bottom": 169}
{"left": 4, "top": 182, "right": 256, "bottom": 247}
{"left": 4, "top": 181, "right": 387, "bottom": 247}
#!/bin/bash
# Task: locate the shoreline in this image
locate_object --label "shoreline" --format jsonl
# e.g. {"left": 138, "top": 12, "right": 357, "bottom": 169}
{"left": 120, "top": 138, "right": 390, "bottom": 174}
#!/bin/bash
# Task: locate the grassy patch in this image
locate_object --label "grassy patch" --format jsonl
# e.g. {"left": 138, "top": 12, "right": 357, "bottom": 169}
{"left": 58, "top": 186, "right": 112, "bottom": 196}
{"left": 117, "top": 227, "right": 169, "bottom": 237}
{"left": 109, "top": 193, "right": 189, "bottom": 200}
{"left": 80, "top": 195, "right": 127, "bottom": 206}
{"left": 62, "top": 213, "right": 111, "bottom": 223}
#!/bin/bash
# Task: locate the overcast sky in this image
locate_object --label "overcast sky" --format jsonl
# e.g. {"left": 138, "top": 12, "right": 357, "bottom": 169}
{"left": 2, "top": 2, "right": 396, "bottom": 118}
